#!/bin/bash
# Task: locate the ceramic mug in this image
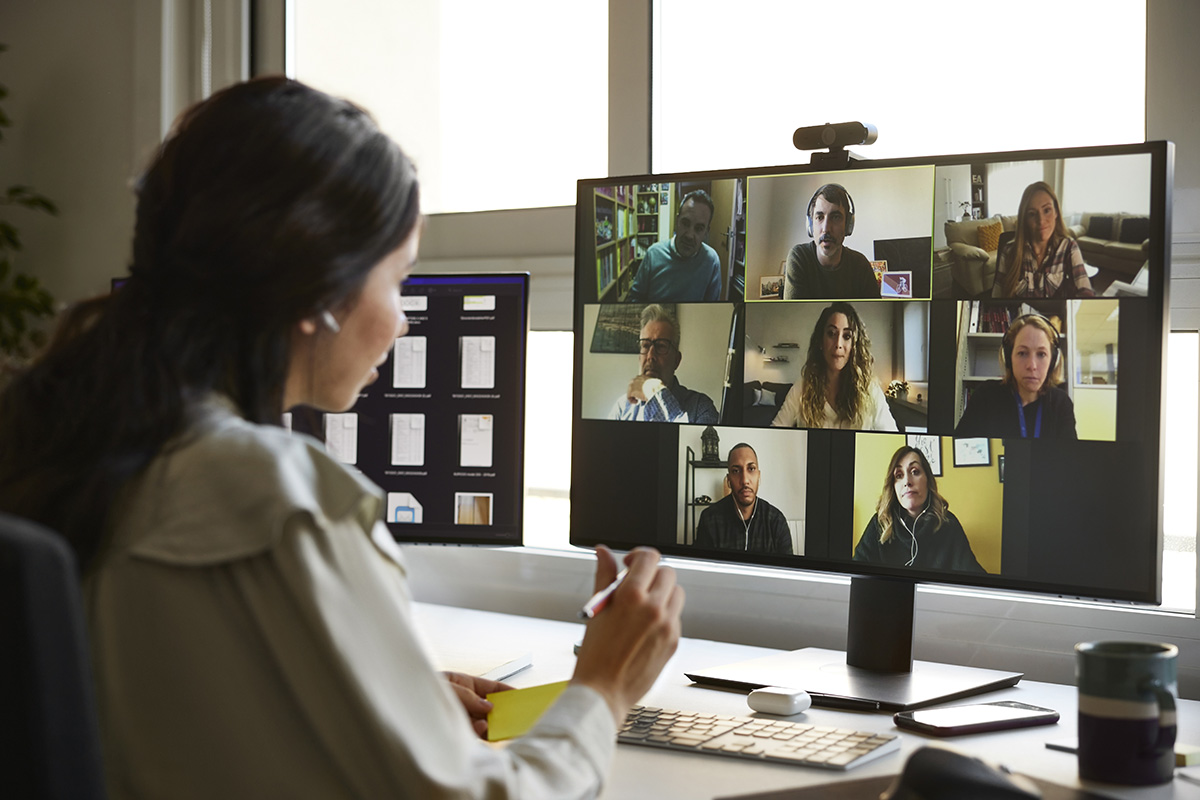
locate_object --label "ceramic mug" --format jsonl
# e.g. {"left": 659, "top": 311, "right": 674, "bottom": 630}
{"left": 1076, "top": 641, "right": 1178, "bottom": 785}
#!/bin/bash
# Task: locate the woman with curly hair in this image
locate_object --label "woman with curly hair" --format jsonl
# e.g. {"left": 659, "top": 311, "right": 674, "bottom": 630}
{"left": 770, "top": 302, "right": 897, "bottom": 430}
{"left": 853, "top": 445, "right": 985, "bottom": 572}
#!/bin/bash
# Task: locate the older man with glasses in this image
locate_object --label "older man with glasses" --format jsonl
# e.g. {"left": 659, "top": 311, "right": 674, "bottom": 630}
{"left": 608, "top": 304, "right": 718, "bottom": 424}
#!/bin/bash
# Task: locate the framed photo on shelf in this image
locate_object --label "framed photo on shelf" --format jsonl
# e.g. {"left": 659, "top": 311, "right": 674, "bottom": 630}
{"left": 906, "top": 435, "right": 942, "bottom": 476}
{"left": 760, "top": 275, "right": 784, "bottom": 299}
{"left": 954, "top": 438, "right": 991, "bottom": 467}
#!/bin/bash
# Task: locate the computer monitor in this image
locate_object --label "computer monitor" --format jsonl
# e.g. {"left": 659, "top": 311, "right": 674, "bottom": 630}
{"left": 570, "top": 142, "right": 1173, "bottom": 710}
{"left": 292, "top": 272, "right": 530, "bottom": 546}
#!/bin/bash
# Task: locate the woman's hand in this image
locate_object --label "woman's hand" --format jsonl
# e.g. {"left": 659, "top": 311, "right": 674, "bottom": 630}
{"left": 571, "top": 545, "right": 685, "bottom": 725}
{"left": 443, "top": 671, "right": 514, "bottom": 739}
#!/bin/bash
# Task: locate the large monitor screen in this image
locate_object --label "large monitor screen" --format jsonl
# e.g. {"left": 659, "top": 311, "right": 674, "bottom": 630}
{"left": 293, "top": 272, "right": 530, "bottom": 546}
{"left": 570, "top": 142, "right": 1172, "bottom": 607}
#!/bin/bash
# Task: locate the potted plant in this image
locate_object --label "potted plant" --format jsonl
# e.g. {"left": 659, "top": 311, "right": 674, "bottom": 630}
{"left": 0, "top": 43, "right": 58, "bottom": 383}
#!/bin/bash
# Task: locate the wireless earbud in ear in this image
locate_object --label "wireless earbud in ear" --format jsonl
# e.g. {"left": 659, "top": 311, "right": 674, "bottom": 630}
{"left": 320, "top": 310, "right": 341, "bottom": 334}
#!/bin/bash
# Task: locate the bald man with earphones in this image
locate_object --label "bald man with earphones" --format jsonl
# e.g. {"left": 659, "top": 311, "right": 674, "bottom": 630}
{"left": 784, "top": 183, "right": 880, "bottom": 300}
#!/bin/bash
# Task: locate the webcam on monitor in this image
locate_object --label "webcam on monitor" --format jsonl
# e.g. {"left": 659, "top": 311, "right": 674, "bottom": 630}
{"left": 793, "top": 121, "right": 878, "bottom": 152}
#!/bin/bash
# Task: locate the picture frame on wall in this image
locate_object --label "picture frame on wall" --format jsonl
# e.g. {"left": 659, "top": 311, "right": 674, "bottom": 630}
{"left": 906, "top": 434, "right": 942, "bottom": 476}
{"left": 954, "top": 438, "right": 991, "bottom": 467}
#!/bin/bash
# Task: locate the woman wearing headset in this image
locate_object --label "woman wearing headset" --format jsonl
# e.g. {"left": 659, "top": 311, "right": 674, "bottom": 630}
{"left": 771, "top": 302, "right": 898, "bottom": 430}
{"left": 853, "top": 445, "right": 985, "bottom": 572}
{"left": 954, "top": 314, "right": 1078, "bottom": 439}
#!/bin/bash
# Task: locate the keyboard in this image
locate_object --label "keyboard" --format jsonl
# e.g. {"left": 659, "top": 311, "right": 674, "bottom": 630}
{"left": 618, "top": 705, "right": 900, "bottom": 770}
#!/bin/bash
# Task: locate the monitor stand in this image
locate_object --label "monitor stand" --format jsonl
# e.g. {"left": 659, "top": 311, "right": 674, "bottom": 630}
{"left": 684, "top": 576, "right": 1023, "bottom": 712}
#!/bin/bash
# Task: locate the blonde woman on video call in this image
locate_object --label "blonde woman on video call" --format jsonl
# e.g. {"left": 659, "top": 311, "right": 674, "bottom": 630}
{"left": 993, "top": 181, "right": 1095, "bottom": 298}
{"left": 771, "top": 302, "right": 898, "bottom": 431}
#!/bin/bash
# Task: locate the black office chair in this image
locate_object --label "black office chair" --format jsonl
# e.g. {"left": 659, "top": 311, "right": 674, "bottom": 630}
{"left": 0, "top": 513, "right": 107, "bottom": 799}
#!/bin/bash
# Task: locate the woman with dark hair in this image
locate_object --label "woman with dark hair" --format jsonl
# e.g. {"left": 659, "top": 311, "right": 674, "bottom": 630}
{"left": 0, "top": 77, "right": 683, "bottom": 799}
{"left": 771, "top": 302, "right": 897, "bottom": 430}
{"left": 993, "top": 181, "right": 1094, "bottom": 298}
{"left": 955, "top": 313, "right": 1078, "bottom": 439}
{"left": 853, "top": 446, "right": 985, "bottom": 573}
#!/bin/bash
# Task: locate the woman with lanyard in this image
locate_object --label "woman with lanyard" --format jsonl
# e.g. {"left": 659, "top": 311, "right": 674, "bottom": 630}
{"left": 955, "top": 314, "right": 1078, "bottom": 440}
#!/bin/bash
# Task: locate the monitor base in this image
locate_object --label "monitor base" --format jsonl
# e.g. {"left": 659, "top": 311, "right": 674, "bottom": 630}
{"left": 684, "top": 647, "right": 1023, "bottom": 712}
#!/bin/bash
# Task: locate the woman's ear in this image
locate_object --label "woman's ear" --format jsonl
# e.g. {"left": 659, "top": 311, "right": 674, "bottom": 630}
{"left": 298, "top": 317, "right": 319, "bottom": 336}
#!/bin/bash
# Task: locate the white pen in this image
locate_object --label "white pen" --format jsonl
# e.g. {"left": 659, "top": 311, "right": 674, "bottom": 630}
{"left": 578, "top": 568, "right": 629, "bottom": 619}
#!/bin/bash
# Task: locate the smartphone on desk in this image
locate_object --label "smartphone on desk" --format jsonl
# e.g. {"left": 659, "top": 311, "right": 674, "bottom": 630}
{"left": 894, "top": 701, "right": 1059, "bottom": 737}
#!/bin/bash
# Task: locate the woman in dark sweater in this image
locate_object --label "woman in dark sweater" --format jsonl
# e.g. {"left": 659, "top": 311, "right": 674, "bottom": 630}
{"left": 853, "top": 445, "right": 985, "bottom": 573}
{"left": 955, "top": 313, "right": 1078, "bottom": 440}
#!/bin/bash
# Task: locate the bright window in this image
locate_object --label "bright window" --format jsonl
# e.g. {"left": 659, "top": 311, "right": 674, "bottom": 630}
{"left": 291, "top": 1, "right": 608, "bottom": 214}
{"left": 1163, "top": 332, "right": 1199, "bottom": 611}
{"left": 652, "top": 0, "right": 1146, "bottom": 172}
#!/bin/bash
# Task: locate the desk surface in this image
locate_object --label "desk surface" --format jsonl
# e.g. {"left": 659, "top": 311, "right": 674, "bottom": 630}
{"left": 413, "top": 601, "right": 1200, "bottom": 800}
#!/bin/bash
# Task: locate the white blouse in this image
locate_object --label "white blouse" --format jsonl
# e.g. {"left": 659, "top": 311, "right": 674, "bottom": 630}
{"left": 85, "top": 397, "right": 614, "bottom": 799}
{"left": 771, "top": 378, "right": 898, "bottom": 431}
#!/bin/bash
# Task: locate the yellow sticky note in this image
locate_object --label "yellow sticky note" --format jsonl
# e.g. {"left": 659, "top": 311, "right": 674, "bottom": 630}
{"left": 486, "top": 680, "right": 569, "bottom": 742}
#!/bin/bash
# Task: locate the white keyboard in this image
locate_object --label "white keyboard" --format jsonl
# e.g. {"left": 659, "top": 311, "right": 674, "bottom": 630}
{"left": 618, "top": 705, "right": 900, "bottom": 770}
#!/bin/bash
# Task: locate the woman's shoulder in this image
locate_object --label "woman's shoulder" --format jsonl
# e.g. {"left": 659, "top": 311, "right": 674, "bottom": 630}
{"left": 964, "top": 380, "right": 1008, "bottom": 406}
{"left": 1044, "top": 384, "right": 1075, "bottom": 407}
{"left": 114, "top": 398, "right": 382, "bottom": 566}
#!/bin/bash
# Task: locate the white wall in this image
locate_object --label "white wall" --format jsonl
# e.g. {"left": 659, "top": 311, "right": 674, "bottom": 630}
{"left": 932, "top": 164, "right": 971, "bottom": 247}
{"left": 1062, "top": 153, "right": 1154, "bottom": 219}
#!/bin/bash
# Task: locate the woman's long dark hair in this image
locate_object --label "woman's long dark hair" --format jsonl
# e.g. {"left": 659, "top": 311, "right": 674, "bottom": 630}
{"left": 0, "top": 77, "right": 421, "bottom": 570}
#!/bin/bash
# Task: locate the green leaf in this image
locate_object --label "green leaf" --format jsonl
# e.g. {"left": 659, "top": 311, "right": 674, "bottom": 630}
{"left": 0, "top": 221, "right": 20, "bottom": 252}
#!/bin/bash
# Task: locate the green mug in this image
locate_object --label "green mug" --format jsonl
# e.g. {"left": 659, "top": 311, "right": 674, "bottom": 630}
{"left": 1076, "top": 641, "right": 1178, "bottom": 785}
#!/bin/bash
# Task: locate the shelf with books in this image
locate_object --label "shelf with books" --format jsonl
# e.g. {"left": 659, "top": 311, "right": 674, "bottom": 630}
{"left": 594, "top": 186, "right": 639, "bottom": 301}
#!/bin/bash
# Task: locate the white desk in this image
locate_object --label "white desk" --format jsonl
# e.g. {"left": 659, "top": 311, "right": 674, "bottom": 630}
{"left": 413, "top": 601, "right": 1200, "bottom": 800}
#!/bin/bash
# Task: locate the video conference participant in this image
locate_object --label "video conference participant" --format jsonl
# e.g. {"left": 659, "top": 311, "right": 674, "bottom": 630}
{"left": 784, "top": 183, "right": 880, "bottom": 299}
{"left": 955, "top": 314, "right": 1078, "bottom": 439}
{"left": 993, "top": 181, "right": 1095, "bottom": 298}
{"left": 853, "top": 446, "right": 985, "bottom": 573}
{"left": 0, "top": 78, "right": 685, "bottom": 799}
{"left": 609, "top": 304, "right": 719, "bottom": 423}
{"left": 694, "top": 443, "right": 793, "bottom": 555}
{"left": 628, "top": 189, "right": 722, "bottom": 302}
{"left": 771, "top": 303, "right": 897, "bottom": 431}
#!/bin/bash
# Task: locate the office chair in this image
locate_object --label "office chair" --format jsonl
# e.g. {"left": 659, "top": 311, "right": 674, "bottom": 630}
{"left": 0, "top": 512, "right": 107, "bottom": 799}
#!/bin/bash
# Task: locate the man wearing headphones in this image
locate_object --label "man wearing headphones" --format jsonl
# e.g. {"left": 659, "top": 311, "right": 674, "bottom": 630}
{"left": 954, "top": 313, "right": 1078, "bottom": 439}
{"left": 628, "top": 189, "right": 722, "bottom": 302}
{"left": 784, "top": 183, "right": 880, "bottom": 300}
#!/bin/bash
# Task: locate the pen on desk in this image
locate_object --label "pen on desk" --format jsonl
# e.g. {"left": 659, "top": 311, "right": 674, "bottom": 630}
{"left": 578, "top": 568, "right": 629, "bottom": 619}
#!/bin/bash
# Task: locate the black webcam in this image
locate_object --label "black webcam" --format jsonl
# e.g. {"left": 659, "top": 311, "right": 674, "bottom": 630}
{"left": 793, "top": 122, "right": 878, "bottom": 152}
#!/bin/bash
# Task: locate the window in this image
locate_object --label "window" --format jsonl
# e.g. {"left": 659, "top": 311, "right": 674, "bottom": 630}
{"left": 652, "top": 0, "right": 1146, "bottom": 172}
{"left": 1163, "top": 332, "right": 1198, "bottom": 611}
{"left": 291, "top": 0, "right": 608, "bottom": 214}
